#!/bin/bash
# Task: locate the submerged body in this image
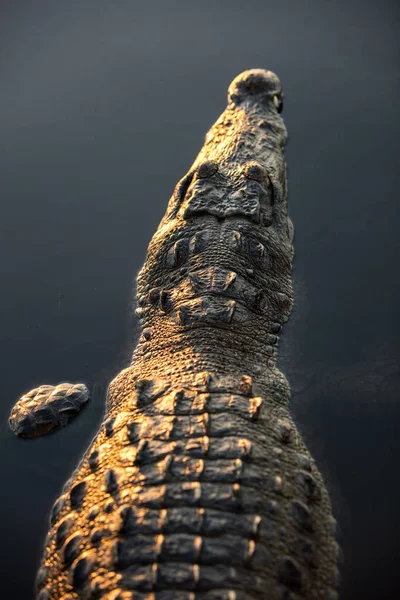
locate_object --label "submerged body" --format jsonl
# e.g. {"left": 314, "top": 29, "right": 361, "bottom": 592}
{"left": 36, "top": 70, "right": 340, "bottom": 600}
{"left": 9, "top": 383, "right": 90, "bottom": 438}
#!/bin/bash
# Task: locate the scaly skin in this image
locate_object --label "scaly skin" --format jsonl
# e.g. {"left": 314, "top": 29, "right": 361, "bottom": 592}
{"left": 36, "top": 70, "right": 340, "bottom": 600}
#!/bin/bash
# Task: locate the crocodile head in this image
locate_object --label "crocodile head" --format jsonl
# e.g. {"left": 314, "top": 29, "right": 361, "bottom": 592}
{"left": 161, "top": 69, "right": 291, "bottom": 243}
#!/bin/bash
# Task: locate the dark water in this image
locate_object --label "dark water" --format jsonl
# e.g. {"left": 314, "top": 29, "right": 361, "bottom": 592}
{"left": 0, "top": 1, "right": 399, "bottom": 598}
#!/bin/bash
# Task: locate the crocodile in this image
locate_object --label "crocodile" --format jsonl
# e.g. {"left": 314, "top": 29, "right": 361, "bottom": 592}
{"left": 33, "top": 69, "right": 340, "bottom": 600}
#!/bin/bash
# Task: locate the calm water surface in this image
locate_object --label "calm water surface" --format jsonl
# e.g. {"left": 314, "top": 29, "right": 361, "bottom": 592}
{"left": 0, "top": 1, "right": 399, "bottom": 598}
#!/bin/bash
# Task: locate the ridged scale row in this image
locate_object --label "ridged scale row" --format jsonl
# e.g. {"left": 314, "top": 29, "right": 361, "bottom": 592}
{"left": 37, "top": 375, "right": 340, "bottom": 600}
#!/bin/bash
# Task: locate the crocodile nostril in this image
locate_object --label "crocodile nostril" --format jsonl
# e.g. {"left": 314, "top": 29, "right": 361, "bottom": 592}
{"left": 197, "top": 160, "right": 219, "bottom": 179}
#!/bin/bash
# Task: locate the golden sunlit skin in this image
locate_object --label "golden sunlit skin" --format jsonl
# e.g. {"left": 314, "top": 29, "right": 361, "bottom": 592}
{"left": 36, "top": 69, "right": 340, "bottom": 600}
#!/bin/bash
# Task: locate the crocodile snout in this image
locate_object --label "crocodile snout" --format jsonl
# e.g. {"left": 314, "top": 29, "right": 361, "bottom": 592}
{"left": 228, "top": 68, "right": 283, "bottom": 112}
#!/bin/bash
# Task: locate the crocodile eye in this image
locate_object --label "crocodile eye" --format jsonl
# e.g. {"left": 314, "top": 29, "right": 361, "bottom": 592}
{"left": 272, "top": 94, "right": 283, "bottom": 113}
{"left": 244, "top": 161, "right": 266, "bottom": 183}
{"left": 197, "top": 160, "right": 218, "bottom": 178}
